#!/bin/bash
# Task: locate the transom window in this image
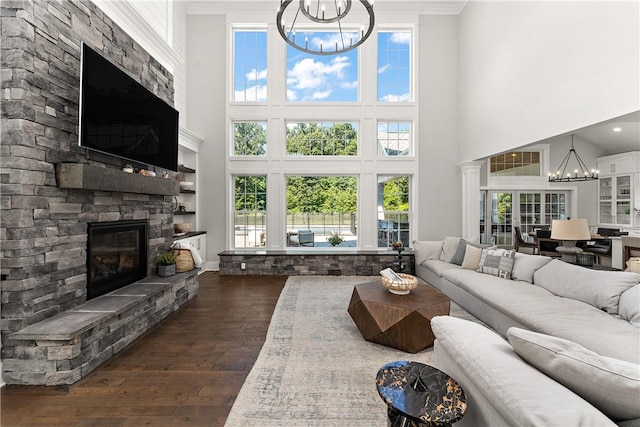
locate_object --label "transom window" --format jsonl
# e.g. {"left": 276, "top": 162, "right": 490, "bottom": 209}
{"left": 377, "top": 31, "right": 411, "bottom": 102}
{"left": 286, "top": 122, "right": 358, "bottom": 156}
{"left": 233, "top": 121, "right": 267, "bottom": 156}
{"left": 378, "top": 122, "right": 411, "bottom": 156}
{"left": 286, "top": 32, "right": 358, "bottom": 102}
{"left": 490, "top": 151, "right": 541, "bottom": 176}
{"left": 233, "top": 31, "right": 267, "bottom": 102}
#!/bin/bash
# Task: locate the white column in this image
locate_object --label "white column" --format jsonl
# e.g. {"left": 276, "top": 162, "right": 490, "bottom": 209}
{"left": 458, "top": 161, "right": 484, "bottom": 243}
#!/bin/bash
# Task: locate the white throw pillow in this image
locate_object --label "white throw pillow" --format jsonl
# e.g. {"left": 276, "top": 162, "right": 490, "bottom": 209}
{"left": 412, "top": 240, "right": 443, "bottom": 266}
{"left": 511, "top": 252, "right": 553, "bottom": 284}
{"left": 507, "top": 327, "right": 640, "bottom": 420}
{"left": 619, "top": 285, "right": 640, "bottom": 327}
{"left": 461, "top": 245, "right": 483, "bottom": 270}
{"left": 439, "top": 236, "right": 461, "bottom": 263}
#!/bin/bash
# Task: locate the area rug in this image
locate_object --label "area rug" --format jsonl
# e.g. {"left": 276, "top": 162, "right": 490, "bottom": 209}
{"left": 225, "top": 276, "right": 484, "bottom": 426}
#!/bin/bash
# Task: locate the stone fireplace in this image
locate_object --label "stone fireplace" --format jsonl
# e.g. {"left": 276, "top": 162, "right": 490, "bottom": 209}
{"left": 1, "top": 0, "right": 197, "bottom": 385}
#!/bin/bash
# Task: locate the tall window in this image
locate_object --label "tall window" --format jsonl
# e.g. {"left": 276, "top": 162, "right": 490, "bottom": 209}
{"left": 378, "top": 175, "right": 410, "bottom": 247}
{"left": 286, "top": 176, "right": 357, "bottom": 247}
{"left": 378, "top": 122, "right": 411, "bottom": 156}
{"left": 490, "top": 151, "right": 541, "bottom": 177}
{"left": 545, "top": 193, "right": 567, "bottom": 223}
{"left": 233, "top": 121, "right": 267, "bottom": 156}
{"left": 286, "top": 122, "right": 358, "bottom": 156}
{"left": 234, "top": 176, "right": 267, "bottom": 248}
{"left": 286, "top": 32, "right": 358, "bottom": 102}
{"left": 233, "top": 31, "right": 267, "bottom": 102}
{"left": 377, "top": 31, "right": 411, "bottom": 102}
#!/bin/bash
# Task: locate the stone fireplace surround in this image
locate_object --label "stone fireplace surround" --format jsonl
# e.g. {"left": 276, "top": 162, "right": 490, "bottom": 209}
{"left": 1, "top": 0, "right": 197, "bottom": 385}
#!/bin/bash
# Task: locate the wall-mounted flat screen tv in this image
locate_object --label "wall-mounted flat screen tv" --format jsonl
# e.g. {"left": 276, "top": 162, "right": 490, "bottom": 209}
{"left": 79, "top": 43, "right": 179, "bottom": 172}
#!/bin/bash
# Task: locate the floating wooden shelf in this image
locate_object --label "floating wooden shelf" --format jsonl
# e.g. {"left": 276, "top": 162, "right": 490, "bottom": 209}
{"left": 174, "top": 211, "right": 196, "bottom": 215}
{"left": 178, "top": 165, "right": 196, "bottom": 174}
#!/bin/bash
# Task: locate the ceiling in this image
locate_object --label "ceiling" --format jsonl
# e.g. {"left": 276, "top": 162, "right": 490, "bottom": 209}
{"left": 571, "top": 111, "right": 640, "bottom": 156}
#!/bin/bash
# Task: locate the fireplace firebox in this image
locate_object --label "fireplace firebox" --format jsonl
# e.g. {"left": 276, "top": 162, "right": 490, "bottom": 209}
{"left": 87, "top": 220, "right": 148, "bottom": 299}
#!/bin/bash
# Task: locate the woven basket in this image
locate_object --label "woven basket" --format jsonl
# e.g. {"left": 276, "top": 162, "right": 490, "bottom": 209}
{"left": 380, "top": 273, "right": 418, "bottom": 295}
{"left": 173, "top": 248, "right": 195, "bottom": 273}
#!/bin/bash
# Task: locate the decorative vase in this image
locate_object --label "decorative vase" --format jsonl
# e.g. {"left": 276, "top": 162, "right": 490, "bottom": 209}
{"left": 158, "top": 264, "right": 175, "bottom": 277}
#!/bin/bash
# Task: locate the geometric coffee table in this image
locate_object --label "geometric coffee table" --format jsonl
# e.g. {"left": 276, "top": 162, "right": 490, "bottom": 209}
{"left": 347, "top": 280, "right": 450, "bottom": 353}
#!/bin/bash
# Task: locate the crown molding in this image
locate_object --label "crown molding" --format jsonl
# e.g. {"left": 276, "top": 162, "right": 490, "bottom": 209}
{"left": 179, "top": 127, "right": 205, "bottom": 152}
{"left": 187, "top": 1, "right": 467, "bottom": 16}
{"left": 93, "top": 0, "right": 184, "bottom": 73}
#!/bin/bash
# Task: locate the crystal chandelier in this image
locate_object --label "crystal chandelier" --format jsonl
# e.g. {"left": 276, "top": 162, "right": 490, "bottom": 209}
{"left": 548, "top": 135, "right": 599, "bottom": 182}
{"left": 276, "top": 0, "right": 375, "bottom": 55}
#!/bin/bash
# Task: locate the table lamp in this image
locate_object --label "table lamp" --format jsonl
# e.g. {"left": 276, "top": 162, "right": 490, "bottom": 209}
{"left": 551, "top": 219, "right": 591, "bottom": 263}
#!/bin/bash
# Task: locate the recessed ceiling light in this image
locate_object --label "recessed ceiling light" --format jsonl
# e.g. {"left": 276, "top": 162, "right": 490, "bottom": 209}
{"left": 613, "top": 127, "right": 622, "bottom": 132}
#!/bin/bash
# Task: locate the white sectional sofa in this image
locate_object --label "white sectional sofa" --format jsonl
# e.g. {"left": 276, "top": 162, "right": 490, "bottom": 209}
{"left": 412, "top": 237, "right": 640, "bottom": 427}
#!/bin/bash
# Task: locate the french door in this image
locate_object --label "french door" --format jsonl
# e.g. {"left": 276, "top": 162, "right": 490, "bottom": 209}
{"left": 481, "top": 191, "right": 568, "bottom": 247}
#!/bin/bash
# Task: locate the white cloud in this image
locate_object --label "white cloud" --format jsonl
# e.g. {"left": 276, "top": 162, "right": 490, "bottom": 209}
{"left": 287, "top": 56, "right": 351, "bottom": 90}
{"left": 235, "top": 85, "right": 267, "bottom": 102}
{"left": 390, "top": 32, "right": 411, "bottom": 44}
{"left": 379, "top": 92, "right": 411, "bottom": 102}
{"left": 378, "top": 64, "right": 391, "bottom": 74}
{"left": 310, "top": 32, "right": 358, "bottom": 52}
{"left": 340, "top": 80, "right": 358, "bottom": 89}
{"left": 310, "top": 90, "right": 332, "bottom": 100}
{"left": 286, "top": 89, "right": 298, "bottom": 101}
{"left": 245, "top": 68, "right": 267, "bottom": 81}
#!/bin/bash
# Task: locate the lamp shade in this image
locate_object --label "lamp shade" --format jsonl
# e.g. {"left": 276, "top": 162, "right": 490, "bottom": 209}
{"left": 551, "top": 219, "right": 591, "bottom": 241}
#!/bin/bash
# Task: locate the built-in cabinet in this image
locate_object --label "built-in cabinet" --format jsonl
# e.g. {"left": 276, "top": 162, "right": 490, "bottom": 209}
{"left": 597, "top": 152, "right": 640, "bottom": 229}
{"left": 174, "top": 128, "right": 203, "bottom": 233}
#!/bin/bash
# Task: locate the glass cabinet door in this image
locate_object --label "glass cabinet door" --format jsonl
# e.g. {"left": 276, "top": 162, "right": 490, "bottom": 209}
{"left": 599, "top": 177, "right": 612, "bottom": 200}
{"left": 617, "top": 175, "right": 631, "bottom": 200}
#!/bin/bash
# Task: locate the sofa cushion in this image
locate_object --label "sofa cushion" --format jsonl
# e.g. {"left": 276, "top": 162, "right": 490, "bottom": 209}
{"left": 439, "top": 236, "right": 460, "bottom": 263}
{"left": 413, "top": 240, "right": 443, "bottom": 265}
{"left": 511, "top": 252, "right": 553, "bottom": 284}
{"left": 423, "top": 259, "right": 461, "bottom": 277}
{"left": 508, "top": 328, "right": 640, "bottom": 420}
{"left": 477, "top": 248, "right": 516, "bottom": 279}
{"left": 431, "top": 316, "right": 617, "bottom": 427}
{"left": 461, "top": 245, "right": 483, "bottom": 270}
{"left": 619, "top": 285, "right": 640, "bottom": 327}
{"left": 534, "top": 259, "right": 640, "bottom": 314}
{"left": 441, "top": 268, "right": 640, "bottom": 364}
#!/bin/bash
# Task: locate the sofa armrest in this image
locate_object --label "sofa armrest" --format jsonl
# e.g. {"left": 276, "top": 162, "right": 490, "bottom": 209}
{"left": 431, "top": 316, "right": 616, "bottom": 427}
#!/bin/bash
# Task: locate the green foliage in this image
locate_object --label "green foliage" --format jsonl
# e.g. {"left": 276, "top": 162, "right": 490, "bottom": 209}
{"left": 286, "top": 123, "right": 357, "bottom": 156}
{"left": 382, "top": 176, "right": 409, "bottom": 211}
{"left": 497, "top": 193, "right": 512, "bottom": 224}
{"left": 155, "top": 252, "right": 177, "bottom": 265}
{"left": 327, "top": 231, "right": 344, "bottom": 246}
{"left": 235, "top": 176, "right": 267, "bottom": 211}
{"left": 286, "top": 176, "right": 357, "bottom": 213}
{"left": 234, "top": 122, "right": 267, "bottom": 155}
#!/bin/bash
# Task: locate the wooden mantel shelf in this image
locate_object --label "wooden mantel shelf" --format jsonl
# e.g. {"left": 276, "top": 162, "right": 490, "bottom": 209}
{"left": 56, "top": 163, "right": 180, "bottom": 196}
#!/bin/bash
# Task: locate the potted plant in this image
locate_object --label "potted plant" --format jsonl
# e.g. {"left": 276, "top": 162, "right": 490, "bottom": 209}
{"left": 155, "top": 252, "right": 177, "bottom": 277}
{"left": 327, "top": 230, "right": 344, "bottom": 247}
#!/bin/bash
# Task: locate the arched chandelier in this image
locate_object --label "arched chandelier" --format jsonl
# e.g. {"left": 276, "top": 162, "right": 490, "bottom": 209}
{"left": 548, "top": 134, "right": 599, "bottom": 182}
{"left": 276, "top": 0, "right": 375, "bottom": 55}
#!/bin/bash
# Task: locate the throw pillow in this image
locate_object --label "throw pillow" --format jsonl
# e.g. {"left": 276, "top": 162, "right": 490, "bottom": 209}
{"left": 461, "top": 245, "right": 483, "bottom": 270}
{"left": 511, "top": 252, "right": 553, "bottom": 284}
{"left": 412, "top": 240, "right": 443, "bottom": 266}
{"left": 619, "top": 284, "right": 640, "bottom": 327}
{"left": 439, "top": 236, "right": 461, "bottom": 263}
{"left": 477, "top": 248, "right": 516, "bottom": 279}
{"left": 507, "top": 328, "right": 640, "bottom": 420}
{"left": 450, "top": 240, "right": 468, "bottom": 266}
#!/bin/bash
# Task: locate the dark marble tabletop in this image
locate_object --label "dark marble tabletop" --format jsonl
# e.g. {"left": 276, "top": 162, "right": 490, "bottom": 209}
{"left": 376, "top": 360, "right": 467, "bottom": 426}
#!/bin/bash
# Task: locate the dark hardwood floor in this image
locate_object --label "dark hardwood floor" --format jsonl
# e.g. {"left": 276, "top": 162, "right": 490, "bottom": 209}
{"left": 1, "top": 273, "right": 286, "bottom": 427}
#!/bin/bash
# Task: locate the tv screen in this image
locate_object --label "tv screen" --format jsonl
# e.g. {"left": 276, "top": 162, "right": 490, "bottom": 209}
{"left": 79, "top": 43, "right": 179, "bottom": 172}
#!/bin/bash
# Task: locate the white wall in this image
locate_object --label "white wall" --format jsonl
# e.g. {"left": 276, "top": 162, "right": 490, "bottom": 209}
{"left": 172, "top": 1, "right": 188, "bottom": 126}
{"left": 186, "top": 14, "right": 227, "bottom": 267}
{"left": 458, "top": 1, "right": 640, "bottom": 161}
{"left": 417, "top": 15, "right": 462, "bottom": 239}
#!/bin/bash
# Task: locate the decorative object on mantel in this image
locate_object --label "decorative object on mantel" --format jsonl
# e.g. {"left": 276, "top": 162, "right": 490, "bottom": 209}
{"left": 548, "top": 134, "right": 599, "bottom": 182}
{"left": 276, "top": 0, "right": 375, "bottom": 55}
{"left": 155, "top": 252, "right": 177, "bottom": 277}
{"left": 380, "top": 268, "right": 418, "bottom": 295}
{"left": 122, "top": 164, "right": 134, "bottom": 173}
{"left": 551, "top": 219, "right": 591, "bottom": 263}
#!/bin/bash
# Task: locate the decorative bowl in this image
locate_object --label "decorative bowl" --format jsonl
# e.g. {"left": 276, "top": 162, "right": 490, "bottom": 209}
{"left": 380, "top": 273, "right": 419, "bottom": 295}
{"left": 174, "top": 223, "right": 192, "bottom": 234}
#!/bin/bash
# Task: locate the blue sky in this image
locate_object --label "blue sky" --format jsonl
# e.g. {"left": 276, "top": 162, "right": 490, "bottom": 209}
{"left": 234, "top": 30, "right": 411, "bottom": 102}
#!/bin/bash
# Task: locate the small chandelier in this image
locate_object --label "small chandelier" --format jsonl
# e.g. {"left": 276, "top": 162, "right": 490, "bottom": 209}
{"left": 548, "top": 134, "right": 599, "bottom": 182}
{"left": 276, "top": 0, "right": 375, "bottom": 55}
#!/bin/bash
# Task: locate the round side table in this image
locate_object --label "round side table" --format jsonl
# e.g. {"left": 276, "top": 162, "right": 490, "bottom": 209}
{"left": 376, "top": 360, "right": 467, "bottom": 427}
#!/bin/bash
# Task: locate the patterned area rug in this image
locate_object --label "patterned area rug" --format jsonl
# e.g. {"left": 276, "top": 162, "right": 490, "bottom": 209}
{"left": 225, "top": 276, "right": 483, "bottom": 426}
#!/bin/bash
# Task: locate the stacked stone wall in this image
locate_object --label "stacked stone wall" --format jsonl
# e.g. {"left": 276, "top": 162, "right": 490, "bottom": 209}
{"left": 1, "top": 0, "right": 176, "bottom": 357}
